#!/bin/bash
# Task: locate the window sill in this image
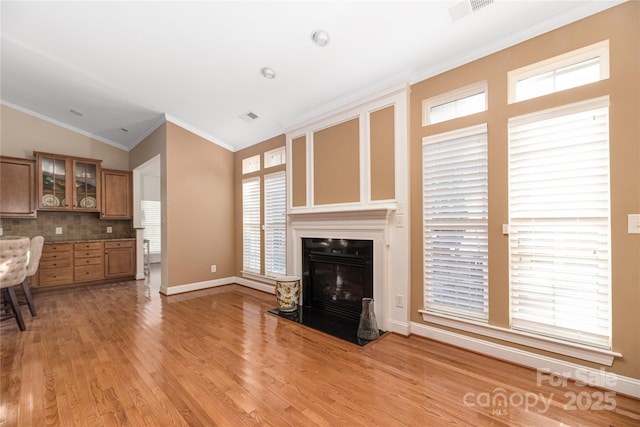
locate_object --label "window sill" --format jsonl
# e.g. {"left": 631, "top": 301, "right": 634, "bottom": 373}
{"left": 418, "top": 310, "right": 621, "bottom": 366}
{"left": 241, "top": 271, "right": 277, "bottom": 286}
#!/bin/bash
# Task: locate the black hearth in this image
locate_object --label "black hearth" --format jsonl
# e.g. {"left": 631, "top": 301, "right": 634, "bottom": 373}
{"left": 269, "top": 238, "right": 384, "bottom": 346}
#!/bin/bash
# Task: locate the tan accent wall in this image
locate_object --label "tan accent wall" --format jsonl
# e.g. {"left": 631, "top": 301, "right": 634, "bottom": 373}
{"left": 291, "top": 136, "right": 307, "bottom": 207}
{"left": 313, "top": 118, "right": 360, "bottom": 205}
{"left": 370, "top": 106, "right": 395, "bottom": 201}
{"left": 409, "top": 2, "right": 639, "bottom": 378}
{"left": 233, "top": 134, "right": 286, "bottom": 276}
{"left": 164, "top": 122, "right": 235, "bottom": 287}
{"left": 0, "top": 105, "right": 129, "bottom": 170}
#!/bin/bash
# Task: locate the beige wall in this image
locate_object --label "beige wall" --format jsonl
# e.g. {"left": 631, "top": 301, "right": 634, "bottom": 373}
{"left": 165, "top": 122, "right": 235, "bottom": 287}
{"left": 233, "top": 134, "right": 286, "bottom": 276}
{"left": 0, "top": 105, "right": 129, "bottom": 170}
{"left": 313, "top": 118, "right": 360, "bottom": 205}
{"left": 291, "top": 136, "right": 306, "bottom": 207}
{"left": 370, "top": 106, "right": 395, "bottom": 201}
{"left": 409, "top": 2, "right": 639, "bottom": 379}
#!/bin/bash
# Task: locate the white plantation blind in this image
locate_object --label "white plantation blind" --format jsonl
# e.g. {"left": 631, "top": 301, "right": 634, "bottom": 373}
{"left": 509, "top": 98, "right": 611, "bottom": 349}
{"left": 141, "top": 200, "right": 161, "bottom": 255}
{"left": 423, "top": 124, "right": 489, "bottom": 322}
{"left": 242, "top": 177, "right": 261, "bottom": 273}
{"left": 264, "top": 172, "right": 286, "bottom": 276}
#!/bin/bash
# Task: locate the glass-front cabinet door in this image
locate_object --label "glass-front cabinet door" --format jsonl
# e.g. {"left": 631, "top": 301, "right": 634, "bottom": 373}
{"left": 35, "top": 152, "right": 101, "bottom": 211}
{"left": 37, "top": 153, "right": 71, "bottom": 210}
{"left": 73, "top": 160, "right": 100, "bottom": 211}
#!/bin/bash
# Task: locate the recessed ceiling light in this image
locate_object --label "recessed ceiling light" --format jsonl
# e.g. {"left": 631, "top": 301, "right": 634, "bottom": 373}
{"left": 260, "top": 67, "right": 276, "bottom": 79}
{"left": 311, "top": 30, "right": 330, "bottom": 47}
{"left": 69, "top": 109, "right": 83, "bottom": 117}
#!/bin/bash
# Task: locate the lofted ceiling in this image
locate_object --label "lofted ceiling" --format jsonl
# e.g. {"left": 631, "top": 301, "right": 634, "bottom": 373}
{"left": 0, "top": 1, "right": 623, "bottom": 152}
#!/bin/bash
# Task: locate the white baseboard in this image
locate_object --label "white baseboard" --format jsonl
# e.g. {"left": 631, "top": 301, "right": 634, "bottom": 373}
{"left": 410, "top": 322, "right": 640, "bottom": 399}
{"left": 387, "top": 319, "right": 410, "bottom": 336}
{"left": 159, "top": 276, "right": 275, "bottom": 296}
{"left": 159, "top": 277, "right": 235, "bottom": 295}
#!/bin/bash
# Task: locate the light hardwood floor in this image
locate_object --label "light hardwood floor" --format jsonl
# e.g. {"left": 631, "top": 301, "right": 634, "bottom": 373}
{"left": 1, "top": 267, "right": 639, "bottom": 426}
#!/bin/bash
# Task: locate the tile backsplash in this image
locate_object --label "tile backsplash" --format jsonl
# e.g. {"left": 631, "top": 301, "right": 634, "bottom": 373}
{"left": 0, "top": 211, "right": 135, "bottom": 241}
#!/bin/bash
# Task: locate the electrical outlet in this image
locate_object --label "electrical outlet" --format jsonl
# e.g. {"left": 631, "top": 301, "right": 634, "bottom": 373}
{"left": 107, "top": 226, "right": 113, "bottom": 233}
{"left": 55, "top": 227, "right": 63, "bottom": 235}
{"left": 628, "top": 214, "right": 640, "bottom": 234}
{"left": 395, "top": 294, "right": 404, "bottom": 308}
{"left": 211, "top": 265, "right": 217, "bottom": 273}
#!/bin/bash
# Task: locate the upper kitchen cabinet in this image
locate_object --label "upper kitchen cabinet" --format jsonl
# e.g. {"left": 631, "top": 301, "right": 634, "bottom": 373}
{"left": 35, "top": 152, "right": 101, "bottom": 212}
{"left": 0, "top": 156, "right": 37, "bottom": 218}
{"left": 100, "top": 169, "right": 132, "bottom": 219}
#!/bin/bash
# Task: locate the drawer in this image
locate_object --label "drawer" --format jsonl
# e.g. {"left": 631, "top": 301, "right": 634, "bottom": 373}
{"left": 74, "top": 249, "right": 102, "bottom": 258}
{"left": 105, "top": 240, "right": 134, "bottom": 249}
{"left": 74, "top": 265, "right": 103, "bottom": 282}
{"left": 40, "top": 258, "right": 72, "bottom": 269}
{"left": 41, "top": 250, "right": 73, "bottom": 262}
{"left": 44, "top": 243, "right": 73, "bottom": 253}
{"left": 74, "top": 242, "right": 103, "bottom": 251}
{"left": 74, "top": 256, "right": 103, "bottom": 267}
{"left": 39, "top": 268, "right": 73, "bottom": 286}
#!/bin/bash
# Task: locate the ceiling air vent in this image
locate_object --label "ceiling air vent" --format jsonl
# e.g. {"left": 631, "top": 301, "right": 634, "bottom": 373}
{"left": 449, "top": 0, "right": 494, "bottom": 22}
{"left": 239, "top": 111, "right": 259, "bottom": 123}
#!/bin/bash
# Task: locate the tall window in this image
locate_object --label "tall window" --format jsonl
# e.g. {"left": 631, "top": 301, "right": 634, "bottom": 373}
{"left": 508, "top": 98, "right": 611, "bottom": 349}
{"left": 264, "top": 172, "right": 286, "bottom": 276}
{"left": 242, "top": 177, "right": 261, "bottom": 273}
{"left": 422, "top": 124, "right": 489, "bottom": 322}
{"left": 141, "top": 200, "right": 161, "bottom": 260}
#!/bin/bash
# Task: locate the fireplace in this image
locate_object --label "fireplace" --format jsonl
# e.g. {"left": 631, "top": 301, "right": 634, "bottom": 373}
{"left": 302, "top": 238, "right": 373, "bottom": 321}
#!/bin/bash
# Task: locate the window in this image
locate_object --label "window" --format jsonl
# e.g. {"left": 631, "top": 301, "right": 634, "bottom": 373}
{"left": 509, "top": 40, "right": 609, "bottom": 103}
{"left": 508, "top": 97, "right": 611, "bottom": 349}
{"left": 242, "top": 177, "right": 261, "bottom": 273}
{"left": 422, "top": 124, "right": 489, "bottom": 322}
{"left": 141, "top": 200, "right": 161, "bottom": 259}
{"left": 423, "top": 82, "right": 487, "bottom": 125}
{"left": 264, "top": 172, "right": 286, "bottom": 276}
{"left": 242, "top": 155, "right": 261, "bottom": 174}
{"left": 264, "top": 146, "right": 286, "bottom": 168}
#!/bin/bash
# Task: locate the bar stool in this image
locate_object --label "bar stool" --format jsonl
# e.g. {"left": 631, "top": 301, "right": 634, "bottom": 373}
{"left": 0, "top": 236, "right": 30, "bottom": 331}
{"left": 143, "top": 239, "right": 151, "bottom": 278}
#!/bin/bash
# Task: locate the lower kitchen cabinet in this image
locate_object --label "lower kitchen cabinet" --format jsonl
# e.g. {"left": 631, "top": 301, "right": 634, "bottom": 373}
{"left": 104, "top": 240, "right": 135, "bottom": 278}
{"left": 37, "top": 239, "right": 135, "bottom": 288}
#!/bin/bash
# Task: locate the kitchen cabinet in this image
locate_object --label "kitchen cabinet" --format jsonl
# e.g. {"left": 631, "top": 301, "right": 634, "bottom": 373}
{"left": 0, "top": 156, "right": 37, "bottom": 218}
{"left": 74, "top": 242, "right": 104, "bottom": 282}
{"left": 101, "top": 169, "right": 132, "bottom": 220}
{"left": 35, "top": 152, "right": 101, "bottom": 212}
{"left": 105, "top": 240, "right": 136, "bottom": 278}
{"left": 37, "top": 239, "right": 135, "bottom": 288}
{"left": 38, "top": 243, "right": 73, "bottom": 287}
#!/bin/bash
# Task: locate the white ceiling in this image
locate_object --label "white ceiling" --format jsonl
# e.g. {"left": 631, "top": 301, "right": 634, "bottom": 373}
{"left": 1, "top": 1, "right": 622, "bottom": 152}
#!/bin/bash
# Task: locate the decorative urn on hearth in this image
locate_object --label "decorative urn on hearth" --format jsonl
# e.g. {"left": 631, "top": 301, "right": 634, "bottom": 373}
{"left": 275, "top": 276, "right": 301, "bottom": 312}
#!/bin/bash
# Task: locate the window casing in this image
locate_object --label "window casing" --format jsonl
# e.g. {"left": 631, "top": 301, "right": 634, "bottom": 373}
{"left": 422, "top": 124, "right": 489, "bottom": 322}
{"left": 242, "top": 155, "right": 261, "bottom": 174}
{"left": 264, "top": 147, "right": 286, "bottom": 168}
{"left": 508, "top": 97, "right": 611, "bottom": 349}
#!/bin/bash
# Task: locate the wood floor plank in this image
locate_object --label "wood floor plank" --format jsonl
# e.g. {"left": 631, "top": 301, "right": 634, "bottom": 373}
{"left": 1, "top": 272, "right": 638, "bottom": 427}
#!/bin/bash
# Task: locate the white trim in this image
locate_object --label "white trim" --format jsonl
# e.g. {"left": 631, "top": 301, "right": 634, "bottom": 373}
{"left": 508, "top": 96, "right": 609, "bottom": 127}
{"left": 419, "top": 311, "right": 620, "bottom": 366}
{"left": 388, "top": 319, "right": 410, "bottom": 336}
{"left": 422, "top": 123, "right": 488, "bottom": 146}
{"left": 233, "top": 276, "right": 277, "bottom": 294}
{"left": 241, "top": 270, "right": 276, "bottom": 286}
{"left": 159, "top": 276, "right": 236, "bottom": 295}
{"left": 410, "top": 321, "right": 639, "bottom": 398}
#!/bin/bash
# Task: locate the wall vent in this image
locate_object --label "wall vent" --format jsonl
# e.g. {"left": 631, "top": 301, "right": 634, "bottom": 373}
{"left": 449, "top": 0, "right": 494, "bottom": 22}
{"left": 239, "top": 111, "right": 259, "bottom": 122}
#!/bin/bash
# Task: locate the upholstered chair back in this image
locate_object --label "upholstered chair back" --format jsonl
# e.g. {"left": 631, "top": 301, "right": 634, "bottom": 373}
{"left": 25, "top": 236, "right": 45, "bottom": 277}
{"left": 0, "top": 237, "right": 30, "bottom": 289}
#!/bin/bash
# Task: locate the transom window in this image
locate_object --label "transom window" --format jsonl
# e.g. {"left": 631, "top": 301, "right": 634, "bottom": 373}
{"left": 509, "top": 40, "right": 609, "bottom": 103}
{"left": 423, "top": 82, "right": 487, "bottom": 125}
